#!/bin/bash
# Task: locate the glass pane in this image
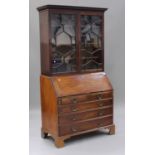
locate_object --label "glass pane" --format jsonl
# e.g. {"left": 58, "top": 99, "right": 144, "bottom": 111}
{"left": 51, "top": 14, "right": 77, "bottom": 73}
{"left": 80, "top": 15, "right": 103, "bottom": 71}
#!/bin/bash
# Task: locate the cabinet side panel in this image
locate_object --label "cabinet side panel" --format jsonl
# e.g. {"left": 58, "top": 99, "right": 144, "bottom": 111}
{"left": 39, "top": 10, "right": 50, "bottom": 74}
{"left": 40, "top": 76, "right": 58, "bottom": 136}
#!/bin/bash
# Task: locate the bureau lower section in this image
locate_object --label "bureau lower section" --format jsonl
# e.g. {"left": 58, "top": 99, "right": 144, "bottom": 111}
{"left": 57, "top": 93, "right": 115, "bottom": 138}
{"left": 40, "top": 74, "right": 115, "bottom": 148}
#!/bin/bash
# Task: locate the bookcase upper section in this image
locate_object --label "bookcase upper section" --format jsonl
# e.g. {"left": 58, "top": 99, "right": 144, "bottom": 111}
{"left": 37, "top": 5, "right": 107, "bottom": 75}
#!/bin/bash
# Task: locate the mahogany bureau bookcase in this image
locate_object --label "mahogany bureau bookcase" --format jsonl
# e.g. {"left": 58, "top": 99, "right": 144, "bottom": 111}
{"left": 37, "top": 5, "right": 115, "bottom": 148}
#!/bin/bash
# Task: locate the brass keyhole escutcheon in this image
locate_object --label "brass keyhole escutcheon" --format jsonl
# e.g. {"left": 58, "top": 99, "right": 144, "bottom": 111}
{"left": 99, "top": 112, "right": 104, "bottom": 116}
{"left": 72, "top": 98, "right": 77, "bottom": 104}
{"left": 71, "top": 107, "right": 78, "bottom": 112}
{"left": 71, "top": 127, "right": 77, "bottom": 132}
{"left": 72, "top": 117, "right": 77, "bottom": 121}
{"left": 97, "top": 94, "right": 103, "bottom": 100}
{"left": 98, "top": 102, "right": 104, "bottom": 107}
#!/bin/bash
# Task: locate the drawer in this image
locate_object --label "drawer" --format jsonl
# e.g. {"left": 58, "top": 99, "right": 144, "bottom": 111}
{"left": 59, "top": 106, "right": 112, "bottom": 124}
{"left": 59, "top": 116, "right": 113, "bottom": 136}
{"left": 58, "top": 98, "right": 112, "bottom": 114}
{"left": 58, "top": 91, "right": 112, "bottom": 105}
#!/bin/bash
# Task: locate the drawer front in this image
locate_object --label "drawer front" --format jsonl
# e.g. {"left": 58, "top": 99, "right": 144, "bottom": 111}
{"left": 59, "top": 106, "right": 112, "bottom": 124}
{"left": 59, "top": 116, "right": 113, "bottom": 136}
{"left": 58, "top": 99, "right": 112, "bottom": 114}
{"left": 59, "top": 91, "right": 112, "bottom": 105}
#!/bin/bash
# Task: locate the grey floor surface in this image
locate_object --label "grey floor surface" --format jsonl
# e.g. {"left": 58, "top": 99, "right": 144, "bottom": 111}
{"left": 29, "top": 103, "right": 125, "bottom": 155}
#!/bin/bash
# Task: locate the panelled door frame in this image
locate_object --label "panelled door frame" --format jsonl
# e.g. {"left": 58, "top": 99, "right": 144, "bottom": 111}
{"left": 79, "top": 11, "right": 104, "bottom": 73}
{"left": 49, "top": 9, "right": 105, "bottom": 75}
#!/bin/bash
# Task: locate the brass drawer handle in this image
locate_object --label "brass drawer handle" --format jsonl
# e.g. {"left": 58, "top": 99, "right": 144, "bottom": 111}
{"left": 98, "top": 102, "right": 104, "bottom": 107}
{"left": 58, "top": 98, "right": 62, "bottom": 105}
{"left": 71, "top": 117, "right": 77, "bottom": 121}
{"left": 97, "top": 94, "right": 103, "bottom": 100}
{"left": 72, "top": 98, "right": 77, "bottom": 104}
{"left": 71, "top": 107, "right": 78, "bottom": 112}
{"left": 98, "top": 112, "right": 104, "bottom": 116}
{"left": 98, "top": 123, "right": 103, "bottom": 127}
{"left": 71, "top": 127, "right": 77, "bottom": 132}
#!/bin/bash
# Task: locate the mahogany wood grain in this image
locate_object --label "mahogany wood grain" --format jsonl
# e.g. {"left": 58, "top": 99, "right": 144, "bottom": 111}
{"left": 40, "top": 75, "right": 58, "bottom": 136}
{"left": 51, "top": 72, "right": 113, "bottom": 97}
{"left": 58, "top": 99, "right": 112, "bottom": 114}
{"left": 59, "top": 106, "right": 113, "bottom": 124}
{"left": 39, "top": 10, "right": 51, "bottom": 75}
{"left": 60, "top": 91, "right": 112, "bottom": 105}
{"left": 59, "top": 116, "right": 113, "bottom": 136}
